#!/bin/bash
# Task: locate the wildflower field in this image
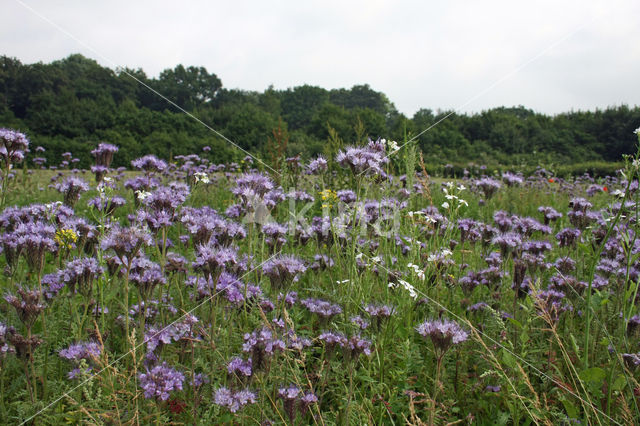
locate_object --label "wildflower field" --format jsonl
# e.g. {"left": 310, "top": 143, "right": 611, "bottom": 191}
{"left": 2, "top": 127, "right": 640, "bottom": 425}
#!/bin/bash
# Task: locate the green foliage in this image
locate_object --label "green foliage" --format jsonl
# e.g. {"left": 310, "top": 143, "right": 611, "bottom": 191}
{"left": 1, "top": 54, "right": 639, "bottom": 170}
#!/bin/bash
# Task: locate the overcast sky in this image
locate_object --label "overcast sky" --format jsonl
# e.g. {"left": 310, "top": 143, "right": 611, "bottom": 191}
{"left": 2, "top": 0, "right": 640, "bottom": 116}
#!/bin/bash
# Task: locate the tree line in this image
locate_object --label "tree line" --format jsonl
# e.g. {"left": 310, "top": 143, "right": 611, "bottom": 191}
{"left": 1, "top": 53, "right": 638, "bottom": 169}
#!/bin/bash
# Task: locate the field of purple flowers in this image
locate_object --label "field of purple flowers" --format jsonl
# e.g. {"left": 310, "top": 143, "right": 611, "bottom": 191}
{"left": 1, "top": 127, "right": 640, "bottom": 424}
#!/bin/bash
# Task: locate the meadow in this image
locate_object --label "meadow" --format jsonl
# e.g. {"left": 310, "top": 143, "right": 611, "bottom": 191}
{"left": 1, "top": 128, "right": 640, "bottom": 425}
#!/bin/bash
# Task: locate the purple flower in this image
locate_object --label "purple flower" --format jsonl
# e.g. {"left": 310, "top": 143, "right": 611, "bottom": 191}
{"left": 88, "top": 195, "right": 126, "bottom": 215}
{"left": 91, "top": 143, "right": 118, "bottom": 168}
{"left": 318, "top": 330, "right": 347, "bottom": 358}
{"left": 59, "top": 341, "right": 102, "bottom": 361}
{"left": 278, "top": 385, "right": 301, "bottom": 423}
{"left": 139, "top": 362, "right": 185, "bottom": 401}
{"left": 538, "top": 206, "right": 562, "bottom": 225}
{"left": 4, "top": 286, "right": 45, "bottom": 329}
{"left": 502, "top": 172, "right": 523, "bottom": 186}
{"left": 350, "top": 315, "right": 370, "bottom": 330}
{"left": 61, "top": 257, "right": 104, "bottom": 296}
{"left": 473, "top": 177, "right": 501, "bottom": 199}
{"left": 556, "top": 227, "right": 581, "bottom": 248}
{"left": 0, "top": 128, "right": 29, "bottom": 165}
{"left": 214, "top": 387, "right": 257, "bottom": 413}
{"left": 131, "top": 155, "right": 167, "bottom": 173}
{"left": 364, "top": 303, "right": 395, "bottom": 328}
{"left": 144, "top": 315, "right": 198, "bottom": 354}
{"left": 622, "top": 352, "right": 640, "bottom": 370}
{"left": 262, "top": 255, "right": 306, "bottom": 289}
{"left": 336, "top": 139, "right": 389, "bottom": 176}
{"left": 1, "top": 323, "right": 17, "bottom": 358}
{"left": 242, "top": 327, "right": 286, "bottom": 371}
{"left": 227, "top": 356, "right": 253, "bottom": 377}
{"left": 554, "top": 257, "right": 576, "bottom": 274}
{"left": 306, "top": 156, "right": 328, "bottom": 174}
{"left": 336, "top": 189, "right": 357, "bottom": 204}
{"left": 345, "top": 335, "right": 373, "bottom": 360}
{"left": 55, "top": 177, "right": 90, "bottom": 207}
{"left": 301, "top": 298, "right": 342, "bottom": 320}
{"left": 415, "top": 319, "right": 468, "bottom": 355}
{"left": 129, "top": 256, "right": 166, "bottom": 299}
{"left": 100, "top": 225, "right": 153, "bottom": 260}
{"left": 467, "top": 302, "right": 489, "bottom": 312}
{"left": 192, "top": 244, "right": 240, "bottom": 281}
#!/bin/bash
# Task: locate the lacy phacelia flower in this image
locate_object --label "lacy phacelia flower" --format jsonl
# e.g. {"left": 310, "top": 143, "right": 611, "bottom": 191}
{"left": 55, "top": 176, "right": 90, "bottom": 207}
{"left": 91, "top": 143, "right": 118, "bottom": 167}
{"left": 61, "top": 257, "right": 104, "bottom": 296}
{"left": 4, "top": 286, "right": 45, "bottom": 329}
{"left": 100, "top": 225, "right": 153, "bottom": 260}
{"left": 242, "top": 327, "right": 286, "bottom": 371}
{"left": 59, "top": 341, "right": 102, "bottom": 362}
{"left": 227, "top": 356, "right": 253, "bottom": 378}
{"left": 129, "top": 256, "right": 166, "bottom": 299}
{"left": 301, "top": 298, "right": 342, "bottom": 320}
{"left": 262, "top": 255, "right": 306, "bottom": 289}
{"left": 335, "top": 139, "right": 389, "bottom": 176}
{"left": 213, "top": 387, "right": 257, "bottom": 413}
{"left": 0, "top": 128, "right": 29, "bottom": 165}
{"left": 131, "top": 155, "right": 168, "bottom": 173}
{"left": 192, "top": 244, "right": 239, "bottom": 282}
{"left": 306, "top": 156, "right": 328, "bottom": 174}
{"left": 139, "top": 362, "right": 185, "bottom": 401}
{"left": 345, "top": 335, "right": 373, "bottom": 361}
{"left": 415, "top": 319, "right": 468, "bottom": 355}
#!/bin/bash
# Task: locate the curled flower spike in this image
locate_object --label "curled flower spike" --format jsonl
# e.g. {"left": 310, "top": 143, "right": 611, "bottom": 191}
{"left": 415, "top": 319, "right": 468, "bottom": 357}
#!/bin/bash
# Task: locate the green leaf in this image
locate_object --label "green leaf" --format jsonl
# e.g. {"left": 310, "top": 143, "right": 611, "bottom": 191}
{"left": 579, "top": 367, "right": 606, "bottom": 383}
{"left": 507, "top": 317, "right": 523, "bottom": 329}
{"left": 612, "top": 374, "right": 627, "bottom": 392}
{"left": 559, "top": 397, "right": 579, "bottom": 419}
{"left": 502, "top": 348, "right": 517, "bottom": 369}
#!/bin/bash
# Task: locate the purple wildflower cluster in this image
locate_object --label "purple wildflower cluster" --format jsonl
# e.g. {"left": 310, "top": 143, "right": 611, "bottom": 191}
{"left": 262, "top": 254, "right": 306, "bottom": 289}
{"left": 415, "top": 319, "right": 469, "bottom": 355}
{"left": 213, "top": 387, "right": 257, "bottom": 413}
{"left": 335, "top": 139, "right": 390, "bottom": 176}
{"left": 278, "top": 385, "right": 318, "bottom": 423}
{"left": 139, "top": 362, "right": 185, "bottom": 401}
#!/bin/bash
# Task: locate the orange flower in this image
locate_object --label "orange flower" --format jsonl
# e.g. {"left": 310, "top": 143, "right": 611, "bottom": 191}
{"left": 548, "top": 178, "right": 555, "bottom": 183}
{"left": 603, "top": 186, "right": 608, "bottom": 192}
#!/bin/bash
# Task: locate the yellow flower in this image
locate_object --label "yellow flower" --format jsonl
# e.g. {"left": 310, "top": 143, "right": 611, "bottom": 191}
{"left": 55, "top": 228, "right": 78, "bottom": 250}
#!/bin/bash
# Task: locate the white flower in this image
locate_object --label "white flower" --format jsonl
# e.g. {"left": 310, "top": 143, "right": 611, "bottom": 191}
{"left": 397, "top": 279, "right": 418, "bottom": 299}
{"left": 136, "top": 190, "right": 152, "bottom": 201}
{"left": 194, "top": 172, "right": 210, "bottom": 184}
{"left": 457, "top": 184, "right": 466, "bottom": 191}
{"left": 387, "top": 140, "right": 399, "bottom": 153}
{"left": 612, "top": 189, "right": 625, "bottom": 198}
{"left": 445, "top": 194, "right": 456, "bottom": 200}
{"left": 458, "top": 199, "right": 468, "bottom": 207}
{"left": 441, "top": 249, "right": 453, "bottom": 257}
{"left": 407, "top": 263, "right": 425, "bottom": 281}
{"left": 355, "top": 252, "right": 364, "bottom": 261}
{"left": 441, "top": 201, "right": 450, "bottom": 209}
{"left": 634, "top": 127, "right": 640, "bottom": 135}
{"left": 633, "top": 159, "right": 640, "bottom": 170}
{"left": 370, "top": 255, "right": 382, "bottom": 264}
{"left": 336, "top": 279, "right": 350, "bottom": 284}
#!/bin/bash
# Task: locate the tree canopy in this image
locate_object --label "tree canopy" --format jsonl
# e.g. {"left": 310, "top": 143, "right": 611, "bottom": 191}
{"left": 1, "top": 53, "right": 638, "bottom": 169}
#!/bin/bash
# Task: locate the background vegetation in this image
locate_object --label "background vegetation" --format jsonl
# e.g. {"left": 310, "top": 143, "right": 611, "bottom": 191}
{"left": 1, "top": 54, "right": 639, "bottom": 171}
